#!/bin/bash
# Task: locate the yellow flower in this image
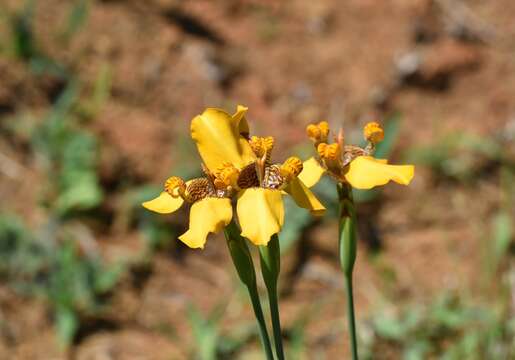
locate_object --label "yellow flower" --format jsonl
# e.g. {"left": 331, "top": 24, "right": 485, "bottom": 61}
{"left": 142, "top": 176, "right": 232, "bottom": 249}
{"left": 191, "top": 105, "right": 325, "bottom": 246}
{"left": 191, "top": 106, "right": 256, "bottom": 171}
{"left": 142, "top": 106, "right": 256, "bottom": 249}
{"left": 300, "top": 121, "right": 414, "bottom": 190}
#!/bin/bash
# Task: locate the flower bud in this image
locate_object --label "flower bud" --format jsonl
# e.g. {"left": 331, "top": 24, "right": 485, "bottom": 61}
{"left": 317, "top": 142, "right": 341, "bottom": 161}
{"left": 280, "top": 156, "right": 303, "bottom": 181}
{"left": 164, "top": 176, "right": 186, "bottom": 197}
{"left": 363, "top": 122, "right": 384, "bottom": 144}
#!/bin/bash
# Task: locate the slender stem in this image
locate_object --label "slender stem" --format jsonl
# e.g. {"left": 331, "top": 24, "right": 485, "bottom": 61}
{"left": 259, "top": 235, "right": 284, "bottom": 360}
{"left": 345, "top": 274, "right": 358, "bottom": 360}
{"left": 247, "top": 282, "right": 276, "bottom": 360}
{"left": 267, "top": 287, "right": 284, "bottom": 360}
{"left": 337, "top": 183, "right": 359, "bottom": 360}
{"left": 224, "top": 221, "right": 274, "bottom": 360}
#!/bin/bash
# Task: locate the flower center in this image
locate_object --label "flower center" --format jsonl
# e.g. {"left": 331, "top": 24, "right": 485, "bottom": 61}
{"left": 213, "top": 162, "right": 240, "bottom": 190}
{"left": 237, "top": 162, "right": 260, "bottom": 189}
{"left": 164, "top": 176, "right": 220, "bottom": 203}
{"left": 249, "top": 136, "right": 274, "bottom": 164}
{"left": 185, "top": 178, "right": 216, "bottom": 202}
{"left": 306, "top": 120, "right": 384, "bottom": 181}
{"left": 256, "top": 159, "right": 304, "bottom": 190}
{"left": 257, "top": 156, "right": 304, "bottom": 190}
{"left": 211, "top": 133, "right": 306, "bottom": 191}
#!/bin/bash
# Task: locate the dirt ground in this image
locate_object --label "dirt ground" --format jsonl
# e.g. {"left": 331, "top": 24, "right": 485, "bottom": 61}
{"left": 1, "top": 0, "right": 514, "bottom": 359}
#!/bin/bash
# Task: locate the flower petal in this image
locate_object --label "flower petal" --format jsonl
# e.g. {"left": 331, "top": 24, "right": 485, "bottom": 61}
{"left": 344, "top": 156, "right": 415, "bottom": 189}
{"left": 232, "top": 104, "right": 250, "bottom": 137}
{"left": 298, "top": 157, "right": 326, "bottom": 188}
{"left": 142, "top": 192, "right": 184, "bottom": 214}
{"left": 284, "top": 178, "right": 326, "bottom": 216}
{"left": 237, "top": 188, "right": 284, "bottom": 246}
{"left": 178, "top": 197, "right": 233, "bottom": 249}
{"left": 191, "top": 107, "right": 256, "bottom": 172}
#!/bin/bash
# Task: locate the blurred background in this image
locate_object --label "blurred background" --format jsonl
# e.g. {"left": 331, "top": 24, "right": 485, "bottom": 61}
{"left": 0, "top": 0, "right": 514, "bottom": 359}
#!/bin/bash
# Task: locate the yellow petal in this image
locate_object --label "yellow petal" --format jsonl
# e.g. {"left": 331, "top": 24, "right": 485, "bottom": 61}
{"left": 237, "top": 188, "right": 284, "bottom": 246}
{"left": 142, "top": 192, "right": 184, "bottom": 214}
{"left": 232, "top": 105, "right": 250, "bottom": 137}
{"left": 178, "top": 197, "right": 233, "bottom": 249}
{"left": 284, "top": 178, "right": 326, "bottom": 216}
{"left": 344, "top": 156, "right": 415, "bottom": 189}
{"left": 298, "top": 157, "right": 326, "bottom": 188}
{"left": 191, "top": 107, "right": 256, "bottom": 172}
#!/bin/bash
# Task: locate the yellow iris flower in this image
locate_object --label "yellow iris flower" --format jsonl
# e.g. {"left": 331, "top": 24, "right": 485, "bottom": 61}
{"left": 191, "top": 105, "right": 325, "bottom": 246}
{"left": 300, "top": 121, "right": 415, "bottom": 189}
{"left": 143, "top": 105, "right": 325, "bottom": 249}
{"left": 142, "top": 176, "right": 233, "bottom": 249}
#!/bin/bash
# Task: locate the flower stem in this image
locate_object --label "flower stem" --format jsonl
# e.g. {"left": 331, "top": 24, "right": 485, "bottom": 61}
{"left": 345, "top": 274, "right": 358, "bottom": 360}
{"left": 259, "top": 235, "right": 285, "bottom": 360}
{"left": 247, "top": 282, "right": 275, "bottom": 360}
{"left": 337, "top": 183, "right": 359, "bottom": 360}
{"left": 224, "top": 221, "right": 275, "bottom": 360}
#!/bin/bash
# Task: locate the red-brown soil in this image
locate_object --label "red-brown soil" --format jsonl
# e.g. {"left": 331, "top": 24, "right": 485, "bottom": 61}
{"left": 1, "top": 0, "right": 514, "bottom": 358}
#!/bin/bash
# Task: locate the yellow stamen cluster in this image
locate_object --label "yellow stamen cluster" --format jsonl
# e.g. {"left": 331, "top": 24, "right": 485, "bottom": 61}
{"left": 165, "top": 176, "right": 186, "bottom": 198}
{"left": 363, "top": 122, "right": 384, "bottom": 144}
{"left": 249, "top": 136, "right": 274, "bottom": 159}
{"left": 306, "top": 121, "right": 330, "bottom": 144}
{"left": 214, "top": 162, "right": 240, "bottom": 189}
{"left": 280, "top": 156, "right": 303, "bottom": 181}
{"left": 317, "top": 143, "right": 341, "bottom": 161}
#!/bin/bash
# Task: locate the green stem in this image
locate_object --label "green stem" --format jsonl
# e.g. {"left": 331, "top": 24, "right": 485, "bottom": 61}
{"left": 224, "top": 221, "right": 275, "bottom": 360}
{"left": 247, "top": 282, "right": 275, "bottom": 360}
{"left": 345, "top": 274, "right": 358, "bottom": 360}
{"left": 259, "top": 235, "right": 285, "bottom": 360}
{"left": 337, "top": 183, "right": 359, "bottom": 360}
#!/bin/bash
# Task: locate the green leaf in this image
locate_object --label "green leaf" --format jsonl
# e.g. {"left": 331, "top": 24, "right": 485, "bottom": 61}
{"left": 10, "top": 1, "right": 37, "bottom": 60}
{"left": 60, "top": 0, "right": 89, "bottom": 43}
{"left": 55, "top": 306, "right": 78, "bottom": 346}
{"left": 94, "top": 263, "right": 124, "bottom": 293}
{"left": 187, "top": 305, "right": 220, "bottom": 360}
{"left": 0, "top": 214, "right": 47, "bottom": 283}
{"left": 77, "top": 63, "right": 112, "bottom": 119}
{"left": 288, "top": 312, "right": 311, "bottom": 359}
{"left": 89, "top": 63, "right": 111, "bottom": 115}
{"left": 403, "top": 341, "right": 430, "bottom": 360}
{"left": 492, "top": 212, "right": 512, "bottom": 269}
{"left": 56, "top": 175, "right": 103, "bottom": 214}
{"left": 373, "top": 314, "right": 406, "bottom": 340}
